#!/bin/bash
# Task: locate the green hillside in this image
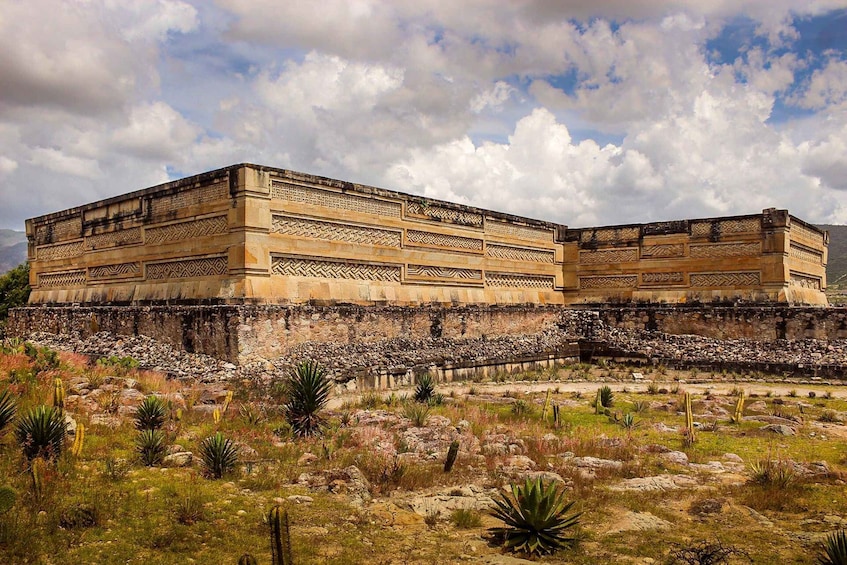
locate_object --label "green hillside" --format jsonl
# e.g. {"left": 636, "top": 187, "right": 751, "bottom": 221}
{"left": 0, "top": 229, "right": 26, "bottom": 274}
{"left": 817, "top": 224, "right": 847, "bottom": 287}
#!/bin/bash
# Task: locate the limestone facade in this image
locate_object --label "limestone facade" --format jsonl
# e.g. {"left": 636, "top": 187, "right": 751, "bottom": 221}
{"left": 25, "top": 163, "right": 828, "bottom": 306}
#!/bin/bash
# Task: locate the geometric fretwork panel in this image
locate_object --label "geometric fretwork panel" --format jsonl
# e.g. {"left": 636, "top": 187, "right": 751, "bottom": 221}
{"left": 690, "top": 271, "right": 761, "bottom": 287}
{"left": 146, "top": 256, "right": 228, "bottom": 280}
{"left": 272, "top": 256, "right": 401, "bottom": 282}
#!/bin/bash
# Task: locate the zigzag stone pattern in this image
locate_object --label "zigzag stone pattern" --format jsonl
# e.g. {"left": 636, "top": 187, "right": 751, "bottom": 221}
{"left": 789, "top": 272, "right": 821, "bottom": 290}
{"left": 39, "top": 270, "right": 86, "bottom": 287}
{"left": 271, "top": 215, "right": 401, "bottom": 247}
{"left": 580, "top": 275, "right": 638, "bottom": 289}
{"left": 486, "top": 244, "right": 555, "bottom": 263}
{"left": 789, "top": 243, "right": 824, "bottom": 264}
{"left": 690, "top": 271, "right": 761, "bottom": 287}
{"left": 486, "top": 273, "right": 554, "bottom": 288}
{"left": 691, "top": 218, "right": 760, "bottom": 237}
{"left": 89, "top": 262, "right": 141, "bottom": 279}
{"left": 486, "top": 220, "right": 552, "bottom": 242}
{"left": 272, "top": 181, "right": 401, "bottom": 218}
{"left": 149, "top": 182, "right": 229, "bottom": 216}
{"left": 580, "top": 226, "right": 640, "bottom": 243}
{"left": 35, "top": 217, "right": 82, "bottom": 245}
{"left": 689, "top": 242, "right": 761, "bottom": 259}
{"left": 272, "top": 256, "right": 401, "bottom": 282}
{"left": 641, "top": 272, "right": 684, "bottom": 284}
{"left": 405, "top": 202, "right": 483, "bottom": 227}
{"left": 407, "top": 265, "right": 482, "bottom": 280}
{"left": 86, "top": 227, "right": 142, "bottom": 250}
{"left": 579, "top": 248, "right": 639, "bottom": 264}
{"left": 641, "top": 244, "right": 685, "bottom": 259}
{"left": 37, "top": 241, "right": 85, "bottom": 261}
{"left": 146, "top": 256, "right": 228, "bottom": 280}
{"left": 406, "top": 229, "right": 483, "bottom": 251}
{"left": 145, "top": 216, "right": 229, "bottom": 246}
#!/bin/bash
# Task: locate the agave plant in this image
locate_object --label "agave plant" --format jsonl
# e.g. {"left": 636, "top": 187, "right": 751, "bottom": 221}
{"left": 818, "top": 529, "right": 847, "bottom": 565}
{"left": 200, "top": 432, "right": 239, "bottom": 478}
{"left": 490, "top": 477, "right": 581, "bottom": 556}
{"left": 15, "top": 405, "right": 66, "bottom": 461}
{"left": 414, "top": 374, "right": 435, "bottom": 404}
{"left": 0, "top": 387, "right": 17, "bottom": 434}
{"left": 135, "top": 395, "right": 167, "bottom": 430}
{"left": 598, "top": 385, "right": 614, "bottom": 408}
{"left": 284, "top": 360, "right": 332, "bottom": 437}
{"left": 135, "top": 429, "right": 166, "bottom": 466}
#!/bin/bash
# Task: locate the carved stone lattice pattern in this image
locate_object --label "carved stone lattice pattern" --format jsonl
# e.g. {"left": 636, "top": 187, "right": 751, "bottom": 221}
{"left": 146, "top": 256, "right": 228, "bottom": 280}
{"left": 37, "top": 241, "right": 84, "bottom": 261}
{"left": 149, "top": 182, "right": 228, "bottom": 216}
{"left": 39, "top": 270, "right": 86, "bottom": 287}
{"left": 36, "top": 217, "right": 82, "bottom": 245}
{"left": 486, "top": 220, "right": 552, "bottom": 242}
{"left": 790, "top": 223, "right": 825, "bottom": 247}
{"left": 272, "top": 181, "right": 401, "bottom": 217}
{"left": 89, "top": 262, "right": 141, "bottom": 279}
{"left": 405, "top": 202, "right": 483, "bottom": 227}
{"left": 789, "top": 243, "right": 823, "bottom": 264}
{"left": 145, "top": 216, "right": 229, "bottom": 245}
{"left": 486, "top": 244, "right": 555, "bottom": 263}
{"left": 406, "top": 229, "right": 483, "bottom": 251}
{"left": 579, "top": 248, "right": 638, "bottom": 264}
{"left": 789, "top": 272, "right": 821, "bottom": 290}
{"left": 580, "top": 226, "right": 640, "bottom": 243}
{"left": 407, "top": 265, "right": 482, "bottom": 280}
{"left": 689, "top": 242, "right": 761, "bottom": 259}
{"left": 579, "top": 275, "right": 638, "bottom": 289}
{"left": 690, "top": 271, "right": 761, "bottom": 287}
{"left": 641, "top": 244, "right": 685, "bottom": 259}
{"left": 641, "top": 272, "right": 684, "bottom": 284}
{"left": 486, "top": 273, "right": 554, "bottom": 288}
{"left": 86, "top": 227, "right": 142, "bottom": 249}
{"left": 272, "top": 256, "right": 401, "bottom": 281}
{"left": 272, "top": 215, "right": 401, "bottom": 247}
{"left": 691, "top": 218, "right": 760, "bottom": 237}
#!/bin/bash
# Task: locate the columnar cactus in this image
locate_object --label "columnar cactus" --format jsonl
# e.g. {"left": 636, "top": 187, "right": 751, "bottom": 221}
{"left": 684, "top": 392, "right": 696, "bottom": 444}
{"left": 71, "top": 423, "right": 85, "bottom": 457}
{"left": 541, "top": 389, "right": 552, "bottom": 421}
{"left": 444, "top": 440, "right": 460, "bottom": 473}
{"left": 269, "top": 505, "right": 292, "bottom": 565}
{"left": 733, "top": 391, "right": 745, "bottom": 424}
{"left": 53, "top": 378, "right": 65, "bottom": 411}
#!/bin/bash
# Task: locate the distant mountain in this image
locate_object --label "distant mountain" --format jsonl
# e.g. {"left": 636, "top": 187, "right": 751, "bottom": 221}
{"left": 817, "top": 224, "right": 847, "bottom": 288}
{"left": 0, "top": 230, "right": 27, "bottom": 274}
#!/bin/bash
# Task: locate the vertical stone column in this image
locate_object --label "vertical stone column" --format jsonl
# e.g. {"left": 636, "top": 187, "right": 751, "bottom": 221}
{"left": 760, "top": 208, "right": 789, "bottom": 300}
{"left": 228, "top": 165, "right": 272, "bottom": 300}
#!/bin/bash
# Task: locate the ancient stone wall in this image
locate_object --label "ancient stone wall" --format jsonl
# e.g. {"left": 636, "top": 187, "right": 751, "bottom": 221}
{"left": 591, "top": 305, "right": 847, "bottom": 341}
{"left": 24, "top": 163, "right": 828, "bottom": 307}
{"left": 565, "top": 208, "right": 828, "bottom": 305}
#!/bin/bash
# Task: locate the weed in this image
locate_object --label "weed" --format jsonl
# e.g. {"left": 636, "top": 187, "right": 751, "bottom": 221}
{"left": 647, "top": 382, "right": 659, "bottom": 395}
{"left": 403, "top": 402, "right": 430, "bottom": 427}
{"left": 450, "top": 508, "right": 481, "bottom": 529}
{"left": 424, "top": 511, "right": 439, "bottom": 528}
{"left": 103, "top": 457, "right": 131, "bottom": 480}
{"left": 788, "top": 389, "right": 797, "bottom": 397}
{"left": 631, "top": 400, "right": 648, "bottom": 413}
{"left": 748, "top": 458, "right": 797, "bottom": 489}
{"left": 511, "top": 399, "right": 533, "bottom": 417}
{"left": 669, "top": 539, "right": 751, "bottom": 564}
{"left": 173, "top": 488, "right": 205, "bottom": 525}
{"left": 360, "top": 391, "right": 382, "bottom": 409}
{"left": 820, "top": 410, "right": 840, "bottom": 423}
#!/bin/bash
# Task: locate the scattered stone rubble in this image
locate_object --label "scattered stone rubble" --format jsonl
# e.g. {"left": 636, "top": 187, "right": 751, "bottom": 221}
{"left": 23, "top": 308, "right": 847, "bottom": 384}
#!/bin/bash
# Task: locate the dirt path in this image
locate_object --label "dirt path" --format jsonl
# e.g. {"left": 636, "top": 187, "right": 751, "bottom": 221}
{"left": 328, "top": 374, "right": 846, "bottom": 408}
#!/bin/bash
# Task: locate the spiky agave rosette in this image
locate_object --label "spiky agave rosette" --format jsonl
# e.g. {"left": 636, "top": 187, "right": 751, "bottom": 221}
{"left": 489, "top": 477, "right": 581, "bottom": 555}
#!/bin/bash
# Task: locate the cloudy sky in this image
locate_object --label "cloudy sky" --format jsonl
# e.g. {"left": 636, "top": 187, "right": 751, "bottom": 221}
{"left": 2, "top": 1, "right": 847, "bottom": 231}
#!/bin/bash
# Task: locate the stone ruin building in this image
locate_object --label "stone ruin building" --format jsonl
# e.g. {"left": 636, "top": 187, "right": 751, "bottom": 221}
{"left": 9, "top": 163, "right": 833, "bottom": 372}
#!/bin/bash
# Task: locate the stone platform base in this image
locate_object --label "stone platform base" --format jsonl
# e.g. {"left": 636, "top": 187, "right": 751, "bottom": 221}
{"left": 7, "top": 304, "right": 566, "bottom": 364}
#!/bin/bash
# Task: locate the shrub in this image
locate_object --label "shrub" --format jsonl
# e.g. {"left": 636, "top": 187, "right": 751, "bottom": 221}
{"left": 511, "top": 399, "right": 533, "bottom": 417}
{"left": 0, "top": 387, "right": 17, "bottom": 434}
{"left": 0, "top": 263, "right": 30, "bottom": 327}
{"left": 490, "top": 477, "right": 581, "bottom": 556}
{"left": 809, "top": 391, "right": 817, "bottom": 398}
{"left": 451, "top": 508, "right": 481, "bottom": 529}
{"left": 414, "top": 374, "right": 435, "bottom": 404}
{"left": 135, "top": 395, "right": 167, "bottom": 430}
{"left": 818, "top": 529, "right": 847, "bottom": 565}
{"left": 748, "top": 458, "right": 797, "bottom": 489}
{"left": 136, "top": 429, "right": 166, "bottom": 466}
{"left": 15, "top": 405, "right": 66, "bottom": 461}
{"left": 284, "top": 360, "right": 332, "bottom": 437}
{"left": 174, "top": 488, "right": 205, "bottom": 525}
{"left": 820, "top": 410, "right": 840, "bottom": 423}
{"left": 200, "top": 432, "right": 239, "bottom": 478}
{"left": 669, "top": 539, "right": 750, "bottom": 564}
{"left": 359, "top": 391, "right": 382, "bottom": 410}
{"left": 646, "top": 383, "right": 659, "bottom": 395}
{"left": 403, "top": 402, "right": 430, "bottom": 427}
{"left": 59, "top": 503, "right": 100, "bottom": 529}
{"left": 599, "top": 385, "right": 614, "bottom": 408}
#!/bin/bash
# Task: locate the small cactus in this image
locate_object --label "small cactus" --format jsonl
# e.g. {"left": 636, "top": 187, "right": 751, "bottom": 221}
{"left": 552, "top": 404, "right": 560, "bottom": 428}
{"left": 733, "top": 391, "right": 744, "bottom": 424}
{"left": 541, "top": 389, "right": 552, "bottom": 421}
{"left": 594, "top": 389, "right": 602, "bottom": 415}
{"left": 0, "top": 485, "right": 17, "bottom": 514}
{"left": 31, "top": 457, "right": 47, "bottom": 498}
{"left": 684, "top": 392, "right": 696, "bottom": 444}
{"left": 71, "top": 423, "right": 85, "bottom": 457}
{"left": 444, "top": 440, "right": 460, "bottom": 473}
{"left": 223, "top": 391, "right": 234, "bottom": 415}
{"left": 269, "top": 505, "right": 293, "bottom": 565}
{"left": 238, "top": 554, "right": 258, "bottom": 565}
{"left": 213, "top": 408, "right": 221, "bottom": 424}
{"left": 53, "top": 378, "right": 65, "bottom": 411}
